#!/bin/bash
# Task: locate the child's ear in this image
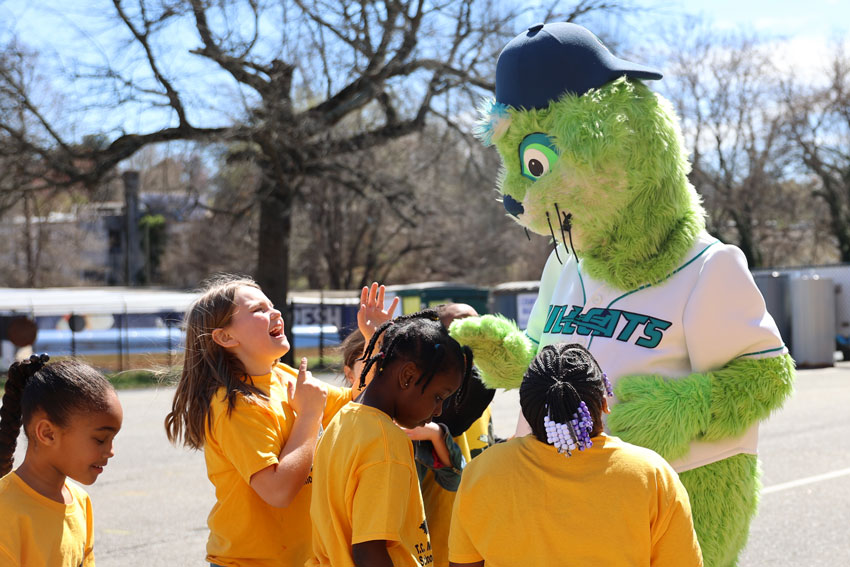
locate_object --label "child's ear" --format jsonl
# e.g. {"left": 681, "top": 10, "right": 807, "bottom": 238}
{"left": 343, "top": 365, "right": 355, "bottom": 386}
{"left": 602, "top": 397, "right": 611, "bottom": 414}
{"left": 397, "top": 361, "right": 420, "bottom": 390}
{"left": 32, "top": 418, "right": 58, "bottom": 446}
{"left": 211, "top": 327, "right": 238, "bottom": 348}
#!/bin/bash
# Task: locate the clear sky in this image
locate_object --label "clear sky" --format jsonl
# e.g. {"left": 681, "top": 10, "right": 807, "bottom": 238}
{"left": 675, "top": 0, "right": 848, "bottom": 36}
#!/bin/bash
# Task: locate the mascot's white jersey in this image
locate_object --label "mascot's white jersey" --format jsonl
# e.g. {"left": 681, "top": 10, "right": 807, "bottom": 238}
{"left": 525, "top": 232, "right": 787, "bottom": 472}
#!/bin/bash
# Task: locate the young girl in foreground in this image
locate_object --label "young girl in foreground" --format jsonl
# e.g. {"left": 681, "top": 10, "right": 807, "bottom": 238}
{"left": 0, "top": 354, "right": 123, "bottom": 566}
{"left": 309, "top": 309, "right": 473, "bottom": 567}
{"left": 165, "top": 275, "right": 353, "bottom": 567}
{"left": 448, "top": 343, "right": 703, "bottom": 567}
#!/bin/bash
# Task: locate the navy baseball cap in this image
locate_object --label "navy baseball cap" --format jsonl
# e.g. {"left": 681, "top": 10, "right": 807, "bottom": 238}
{"left": 496, "top": 22, "right": 663, "bottom": 110}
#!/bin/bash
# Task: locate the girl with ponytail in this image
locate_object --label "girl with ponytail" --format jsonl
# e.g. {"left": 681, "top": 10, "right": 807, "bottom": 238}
{"left": 0, "top": 354, "right": 123, "bottom": 566}
{"left": 447, "top": 343, "right": 704, "bottom": 567}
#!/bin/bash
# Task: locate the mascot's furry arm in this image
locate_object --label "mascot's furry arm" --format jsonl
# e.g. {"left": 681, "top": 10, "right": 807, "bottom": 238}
{"left": 452, "top": 315, "right": 795, "bottom": 462}
{"left": 449, "top": 315, "right": 536, "bottom": 390}
{"left": 607, "top": 355, "right": 795, "bottom": 461}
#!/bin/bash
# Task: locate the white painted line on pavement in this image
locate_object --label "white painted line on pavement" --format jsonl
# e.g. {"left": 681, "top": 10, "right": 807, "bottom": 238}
{"left": 762, "top": 467, "right": 850, "bottom": 495}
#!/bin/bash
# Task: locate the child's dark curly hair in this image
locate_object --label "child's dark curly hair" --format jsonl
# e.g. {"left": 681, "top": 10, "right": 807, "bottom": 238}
{"left": 520, "top": 343, "right": 606, "bottom": 443}
{"left": 358, "top": 309, "right": 473, "bottom": 408}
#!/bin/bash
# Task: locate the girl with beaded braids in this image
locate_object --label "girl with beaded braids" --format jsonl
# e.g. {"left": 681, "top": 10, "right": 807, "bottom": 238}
{"left": 0, "top": 354, "right": 123, "bottom": 566}
{"left": 308, "top": 307, "right": 473, "bottom": 567}
{"left": 447, "top": 343, "right": 703, "bottom": 567}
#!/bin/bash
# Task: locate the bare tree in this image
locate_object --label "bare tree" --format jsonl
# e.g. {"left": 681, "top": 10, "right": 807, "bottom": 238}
{"left": 658, "top": 18, "right": 796, "bottom": 267}
{"left": 783, "top": 40, "right": 850, "bottom": 263}
{"left": 1, "top": 0, "right": 644, "bottom": 308}
{"left": 0, "top": 41, "right": 119, "bottom": 285}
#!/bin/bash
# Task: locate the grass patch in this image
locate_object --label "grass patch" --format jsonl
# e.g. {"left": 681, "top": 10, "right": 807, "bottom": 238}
{"left": 1, "top": 356, "right": 338, "bottom": 391}
{"left": 107, "top": 369, "right": 165, "bottom": 390}
{"left": 1, "top": 368, "right": 178, "bottom": 391}
{"left": 307, "top": 353, "right": 343, "bottom": 373}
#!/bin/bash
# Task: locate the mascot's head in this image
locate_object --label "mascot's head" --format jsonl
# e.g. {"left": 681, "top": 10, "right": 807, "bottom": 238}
{"left": 477, "top": 22, "right": 705, "bottom": 290}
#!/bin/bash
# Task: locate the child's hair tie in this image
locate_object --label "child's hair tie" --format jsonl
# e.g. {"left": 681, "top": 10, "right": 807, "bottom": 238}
{"left": 30, "top": 352, "right": 50, "bottom": 364}
{"left": 543, "top": 402, "right": 594, "bottom": 458}
{"left": 378, "top": 351, "right": 386, "bottom": 359}
{"left": 602, "top": 373, "right": 614, "bottom": 397}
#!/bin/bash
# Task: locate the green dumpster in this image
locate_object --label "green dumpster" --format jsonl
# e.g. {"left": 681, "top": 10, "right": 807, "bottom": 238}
{"left": 384, "top": 282, "right": 490, "bottom": 316}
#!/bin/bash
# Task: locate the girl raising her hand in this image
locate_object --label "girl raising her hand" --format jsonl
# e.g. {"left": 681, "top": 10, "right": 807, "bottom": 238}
{"left": 308, "top": 308, "right": 474, "bottom": 567}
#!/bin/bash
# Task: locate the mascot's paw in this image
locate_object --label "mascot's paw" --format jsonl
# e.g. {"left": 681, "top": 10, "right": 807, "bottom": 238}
{"left": 608, "top": 374, "right": 711, "bottom": 462}
{"left": 703, "top": 354, "right": 795, "bottom": 441}
{"left": 449, "top": 315, "right": 535, "bottom": 390}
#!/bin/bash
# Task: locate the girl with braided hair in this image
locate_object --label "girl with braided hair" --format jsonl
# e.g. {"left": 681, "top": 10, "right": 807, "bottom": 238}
{"left": 0, "top": 354, "right": 123, "bottom": 566}
{"left": 353, "top": 283, "right": 461, "bottom": 470}
{"left": 308, "top": 306, "right": 474, "bottom": 567}
{"left": 448, "top": 343, "right": 703, "bottom": 567}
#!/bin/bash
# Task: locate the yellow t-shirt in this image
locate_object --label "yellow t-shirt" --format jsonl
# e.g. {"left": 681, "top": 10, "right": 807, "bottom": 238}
{"left": 422, "top": 407, "right": 493, "bottom": 567}
{"left": 0, "top": 472, "right": 94, "bottom": 567}
{"left": 308, "top": 403, "right": 433, "bottom": 567}
{"left": 204, "top": 363, "right": 353, "bottom": 567}
{"left": 449, "top": 434, "right": 703, "bottom": 567}
{"left": 451, "top": 406, "right": 493, "bottom": 464}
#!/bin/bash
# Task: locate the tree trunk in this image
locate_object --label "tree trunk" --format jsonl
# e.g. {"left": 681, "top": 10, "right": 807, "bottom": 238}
{"left": 23, "top": 192, "right": 36, "bottom": 287}
{"left": 732, "top": 210, "right": 762, "bottom": 268}
{"left": 256, "top": 184, "right": 294, "bottom": 365}
{"left": 813, "top": 174, "right": 850, "bottom": 262}
{"left": 830, "top": 206, "right": 850, "bottom": 263}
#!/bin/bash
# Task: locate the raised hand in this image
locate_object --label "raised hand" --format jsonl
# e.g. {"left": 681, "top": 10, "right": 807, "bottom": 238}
{"left": 358, "top": 282, "right": 400, "bottom": 341}
{"left": 287, "top": 357, "right": 328, "bottom": 421}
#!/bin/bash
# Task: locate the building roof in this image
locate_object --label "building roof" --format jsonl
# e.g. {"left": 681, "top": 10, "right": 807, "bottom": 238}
{"left": 0, "top": 286, "right": 361, "bottom": 316}
{"left": 0, "top": 287, "right": 200, "bottom": 316}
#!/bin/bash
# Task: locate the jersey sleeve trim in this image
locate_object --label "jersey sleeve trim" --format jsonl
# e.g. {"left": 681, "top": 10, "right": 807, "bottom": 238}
{"left": 576, "top": 262, "right": 587, "bottom": 305}
{"left": 736, "top": 345, "right": 786, "bottom": 358}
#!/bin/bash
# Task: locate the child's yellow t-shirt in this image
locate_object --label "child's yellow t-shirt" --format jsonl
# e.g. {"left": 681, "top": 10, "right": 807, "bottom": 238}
{"left": 449, "top": 434, "right": 703, "bottom": 567}
{"left": 308, "top": 403, "right": 433, "bottom": 567}
{"left": 0, "top": 472, "right": 94, "bottom": 566}
{"left": 422, "top": 406, "right": 493, "bottom": 567}
{"left": 204, "top": 363, "right": 353, "bottom": 567}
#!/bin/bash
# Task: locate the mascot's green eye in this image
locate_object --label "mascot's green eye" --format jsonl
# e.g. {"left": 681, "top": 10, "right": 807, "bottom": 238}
{"left": 519, "top": 133, "right": 559, "bottom": 181}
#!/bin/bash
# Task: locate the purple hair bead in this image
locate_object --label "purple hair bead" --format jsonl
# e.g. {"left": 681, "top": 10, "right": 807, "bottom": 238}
{"left": 544, "top": 401, "right": 594, "bottom": 458}
{"left": 602, "top": 373, "right": 614, "bottom": 397}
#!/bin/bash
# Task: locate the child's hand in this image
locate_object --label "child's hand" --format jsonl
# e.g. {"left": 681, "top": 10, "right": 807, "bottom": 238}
{"left": 403, "top": 422, "right": 453, "bottom": 468}
{"left": 402, "top": 422, "right": 442, "bottom": 442}
{"left": 287, "top": 357, "right": 328, "bottom": 421}
{"left": 358, "top": 282, "right": 399, "bottom": 342}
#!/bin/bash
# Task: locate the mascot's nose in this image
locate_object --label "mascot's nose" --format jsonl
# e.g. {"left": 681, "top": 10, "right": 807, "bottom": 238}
{"left": 503, "top": 194, "right": 525, "bottom": 217}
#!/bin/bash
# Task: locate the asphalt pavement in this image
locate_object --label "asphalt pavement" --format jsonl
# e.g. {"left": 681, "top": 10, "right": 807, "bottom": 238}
{"left": 10, "top": 364, "right": 850, "bottom": 566}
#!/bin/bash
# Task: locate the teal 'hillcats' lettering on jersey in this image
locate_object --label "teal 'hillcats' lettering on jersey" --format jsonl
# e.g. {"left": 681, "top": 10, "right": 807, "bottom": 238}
{"left": 543, "top": 304, "right": 672, "bottom": 349}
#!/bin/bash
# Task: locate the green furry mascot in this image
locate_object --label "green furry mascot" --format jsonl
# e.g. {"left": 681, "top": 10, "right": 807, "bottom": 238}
{"left": 451, "top": 22, "right": 795, "bottom": 567}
